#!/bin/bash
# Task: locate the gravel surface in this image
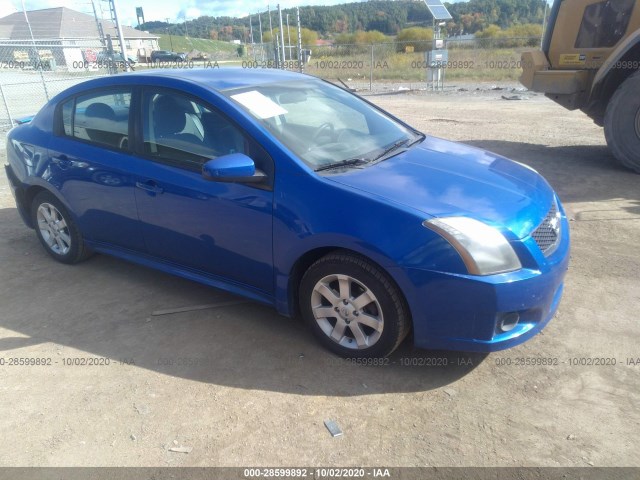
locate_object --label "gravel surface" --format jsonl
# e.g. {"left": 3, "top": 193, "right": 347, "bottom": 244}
{"left": 0, "top": 89, "right": 638, "bottom": 467}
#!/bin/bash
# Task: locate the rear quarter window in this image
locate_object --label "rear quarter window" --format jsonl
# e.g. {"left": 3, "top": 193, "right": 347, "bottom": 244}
{"left": 61, "top": 100, "right": 73, "bottom": 136}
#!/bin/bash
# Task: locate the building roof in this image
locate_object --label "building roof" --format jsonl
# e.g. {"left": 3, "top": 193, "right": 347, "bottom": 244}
{"left": 0, "top": 7, "right": 158, "bottom": 41}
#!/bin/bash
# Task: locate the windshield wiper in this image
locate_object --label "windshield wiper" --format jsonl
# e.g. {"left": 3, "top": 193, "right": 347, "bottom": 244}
{"left": 373, "top": 138, "right": 410, "bottom": 162}
{"left": 372, "top": 133, "right": 425, "bottom": 163}
{"left": 314, "top": 158, "right": 369, "bottom": 172}
{"left": 408, "top": 132, "right": 426, "bottom": 146}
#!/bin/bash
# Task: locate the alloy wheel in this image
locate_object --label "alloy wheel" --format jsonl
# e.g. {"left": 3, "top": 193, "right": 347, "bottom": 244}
{"left": 36, "top": 202, "right": 71, "bottom": 255}
{"left": 310, "top": 273, "right": 384, "bottom": 350}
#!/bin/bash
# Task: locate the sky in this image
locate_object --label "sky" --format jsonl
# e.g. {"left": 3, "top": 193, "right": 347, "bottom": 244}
{"left": 0, "top": 0, "right": 551, "bottom": 28}
{"left": 0, "top": 0, "right": 366, "bottom": 26}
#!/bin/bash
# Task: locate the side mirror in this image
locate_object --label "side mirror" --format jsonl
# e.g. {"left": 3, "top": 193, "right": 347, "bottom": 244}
{"left": 202, "top": 153, "right": 266, "bottom": 183}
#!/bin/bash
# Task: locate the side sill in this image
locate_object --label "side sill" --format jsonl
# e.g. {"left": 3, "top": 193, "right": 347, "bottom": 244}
{"left": 86, "top": 241, "right": 276, "bottom": 307}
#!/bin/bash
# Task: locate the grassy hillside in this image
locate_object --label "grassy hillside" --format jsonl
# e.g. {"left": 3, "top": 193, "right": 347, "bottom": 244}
{"left": 157, "top": 34, "right": 238, "bottom": 58}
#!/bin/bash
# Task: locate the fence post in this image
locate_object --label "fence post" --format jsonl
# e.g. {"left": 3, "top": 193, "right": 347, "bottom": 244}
{"left": 370, "top": 44, "right": 374, "bottom": 91}
{"left": 0, "top": 84, "right": 14, "bottom": 127}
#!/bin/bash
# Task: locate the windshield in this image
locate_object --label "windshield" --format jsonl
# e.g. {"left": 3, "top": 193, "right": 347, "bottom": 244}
{"left": 224, "top": 79, "right": 421, "bottom": 171}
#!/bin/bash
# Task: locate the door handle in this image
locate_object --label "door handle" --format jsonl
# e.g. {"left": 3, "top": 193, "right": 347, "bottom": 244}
{"left": 135, "top": 180, "right": 164, "bottom": 195}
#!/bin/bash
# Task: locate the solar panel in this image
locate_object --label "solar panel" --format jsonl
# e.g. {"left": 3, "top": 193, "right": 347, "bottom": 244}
{"left": 423, "top": 0, "right": 453, "bottom": 20}
{"left": 429, "top": 6, "right": 453, "bottom": 20}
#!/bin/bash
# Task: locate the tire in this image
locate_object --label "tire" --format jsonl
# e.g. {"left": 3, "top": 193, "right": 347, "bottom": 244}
{"left": 30, "top": 191, "right": 91, "bottom": 264}
{"left": 604, "top": 70, "right": 640, "bottom": 173}
{"left": 299, "top": 251, "right": 410, "bottom": 358}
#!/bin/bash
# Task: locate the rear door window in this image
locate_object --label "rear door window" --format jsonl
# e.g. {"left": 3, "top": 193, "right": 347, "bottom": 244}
{"left": 67, "top": 89, "right": 132, "bottom": 150}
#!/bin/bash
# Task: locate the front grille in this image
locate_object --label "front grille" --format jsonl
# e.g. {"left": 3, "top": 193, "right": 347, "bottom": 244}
{"left": 532, "top": 201, "right": 561, "bottom": 256}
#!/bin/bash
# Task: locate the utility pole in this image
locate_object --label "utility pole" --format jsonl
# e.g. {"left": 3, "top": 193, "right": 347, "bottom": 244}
{"left": 278, "top": 4, "right": 286, "bottom": 65}
{"left": 258, "top": 12, "right": 264, "bottom": 61}
{"left": 296, "top": 6, "right": 303, "bottom": 73}
{"left": 249, "top": 15, "right": 255, "bottom": 59}
{"left": 286, "top": 13, "right": 291, "bottom": 60}
{"left": 166, "top": 18, "right": 173, "bottom": 50}
{"left": 267, "top": 4, "right": 274, "bottom": 63}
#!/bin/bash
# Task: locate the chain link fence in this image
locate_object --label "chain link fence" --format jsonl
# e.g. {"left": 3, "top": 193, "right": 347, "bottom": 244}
{"left": 0, "top": 41, "right": 114, "bottom": 130}
{"left": 303, "top": 37, "right": 540, "bottom": 90}
{"left": 0, "top": 36, "right": 540, "bottom": 132}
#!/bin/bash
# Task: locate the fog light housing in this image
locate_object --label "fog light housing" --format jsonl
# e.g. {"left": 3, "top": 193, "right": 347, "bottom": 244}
{"left": 496, "top": 312, "right": 520, "bottom": 333}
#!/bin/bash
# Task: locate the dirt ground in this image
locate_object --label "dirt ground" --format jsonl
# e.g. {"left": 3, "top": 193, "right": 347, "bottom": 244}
{"left": 0, "top": 86, "right": 638, "bottom": 468}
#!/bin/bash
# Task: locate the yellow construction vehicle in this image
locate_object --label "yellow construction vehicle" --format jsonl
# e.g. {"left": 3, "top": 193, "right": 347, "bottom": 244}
{"left": 521, "top": 0, "right": 640, "bottom": 172}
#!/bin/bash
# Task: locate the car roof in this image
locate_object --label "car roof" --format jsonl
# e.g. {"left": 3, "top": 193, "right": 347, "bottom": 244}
{"left": 65, "top": 68, "right": 312, "bottom": 94}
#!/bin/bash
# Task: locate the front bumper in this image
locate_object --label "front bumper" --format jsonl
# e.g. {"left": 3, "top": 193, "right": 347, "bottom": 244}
{"left": 395, "top": 217, "right": 570, "bottom": 353}
{"left": 520, "top": 50, "right": 590, "bottom": 110}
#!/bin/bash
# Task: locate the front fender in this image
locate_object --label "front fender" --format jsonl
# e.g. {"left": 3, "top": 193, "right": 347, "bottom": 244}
{"left": 272, "top": 232, "right": 400, "bottom": 317}
{"left": 271, "top": 171, "right": 469, "bottom": 317}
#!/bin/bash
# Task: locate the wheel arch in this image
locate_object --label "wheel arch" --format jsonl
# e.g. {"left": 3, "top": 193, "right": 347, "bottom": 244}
{"left": 285, "top": 246, "right": 339, "bottom": 319}
{"left": 22, "top": 185, "right": 51, "bottom": 228}
{"left": 284, "top": 246, "right": 413, "bottom": 330}
{"left": 24, "top": 183, "right": 79, "bottom": 226}
{"left": 586, "top": 35, "right": 640, "bottom": 125}
{"left": 27, "top": 185, "right": 92, "bottom": 263}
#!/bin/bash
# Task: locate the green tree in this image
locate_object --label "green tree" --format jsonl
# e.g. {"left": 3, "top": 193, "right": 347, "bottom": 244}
{"left": 396, "top": 27, "right": 433, "bottom": 52}
{"left": 138, "top": 0, "right": 546, "bottom": 41}
{"left": 475, "top": 24, "right": 502, "bottom": 38}
{"left": 263, "top": 27, "right": 317, "bottom": 46}
{"left": 475, "top": 23, "right": 542, "bottom": 47}
{"left": 335, "top": 30, "right": 388, "bottom": 45}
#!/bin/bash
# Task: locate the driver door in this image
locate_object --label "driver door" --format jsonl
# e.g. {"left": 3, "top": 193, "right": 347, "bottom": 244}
{"left": 133, "top": 88, "right": 275, "bottom": 295}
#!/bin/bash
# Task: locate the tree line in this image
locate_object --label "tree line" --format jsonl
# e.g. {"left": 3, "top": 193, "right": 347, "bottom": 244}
{"left": 137, "top": 0, "right": 547, "bottom": 43}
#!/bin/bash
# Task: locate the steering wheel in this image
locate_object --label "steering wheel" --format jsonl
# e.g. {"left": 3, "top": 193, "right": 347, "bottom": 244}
{"left": 312, "top": 122, "right": 335, "bottom": 144}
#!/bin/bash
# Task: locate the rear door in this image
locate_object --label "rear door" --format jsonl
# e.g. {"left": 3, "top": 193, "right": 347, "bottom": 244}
{"left": 47, "top": 87, "right": 145, "bottom": 251}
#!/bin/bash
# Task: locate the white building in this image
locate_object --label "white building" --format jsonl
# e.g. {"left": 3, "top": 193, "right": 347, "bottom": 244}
{"left": 0, "top": 7, "right": 160, "bottom": 69}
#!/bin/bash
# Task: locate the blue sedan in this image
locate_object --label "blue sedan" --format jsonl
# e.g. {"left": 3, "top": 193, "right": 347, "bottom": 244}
{"left": 4, "top": 69, "right": 569, "bottom": 358}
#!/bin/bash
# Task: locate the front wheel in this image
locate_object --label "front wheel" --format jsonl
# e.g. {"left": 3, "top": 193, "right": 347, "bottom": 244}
{"left": 604, "top": 70, "right": 640, "bottom": 173}
{"left": 299, "top": 252, "right": 410, "bottom": 358}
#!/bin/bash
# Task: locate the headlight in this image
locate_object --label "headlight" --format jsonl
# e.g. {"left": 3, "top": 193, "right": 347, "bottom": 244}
{"left": 423, "top": 217, "right": 522, "bottom": 275}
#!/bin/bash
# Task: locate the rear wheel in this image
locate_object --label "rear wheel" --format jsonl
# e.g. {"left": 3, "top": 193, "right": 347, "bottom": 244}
{"left": 299, "top": 251, "right": 410, "bottom": 358}
{"left": 31, "top": 191, "right": 91, "bottom": 264}
{"left": 604, "top": 70, "right": 640, "bottom": 173}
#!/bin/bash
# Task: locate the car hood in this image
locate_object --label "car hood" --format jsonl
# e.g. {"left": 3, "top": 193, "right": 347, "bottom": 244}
{"left": 326, "top": 136, "right": 554, "bottom": 239}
